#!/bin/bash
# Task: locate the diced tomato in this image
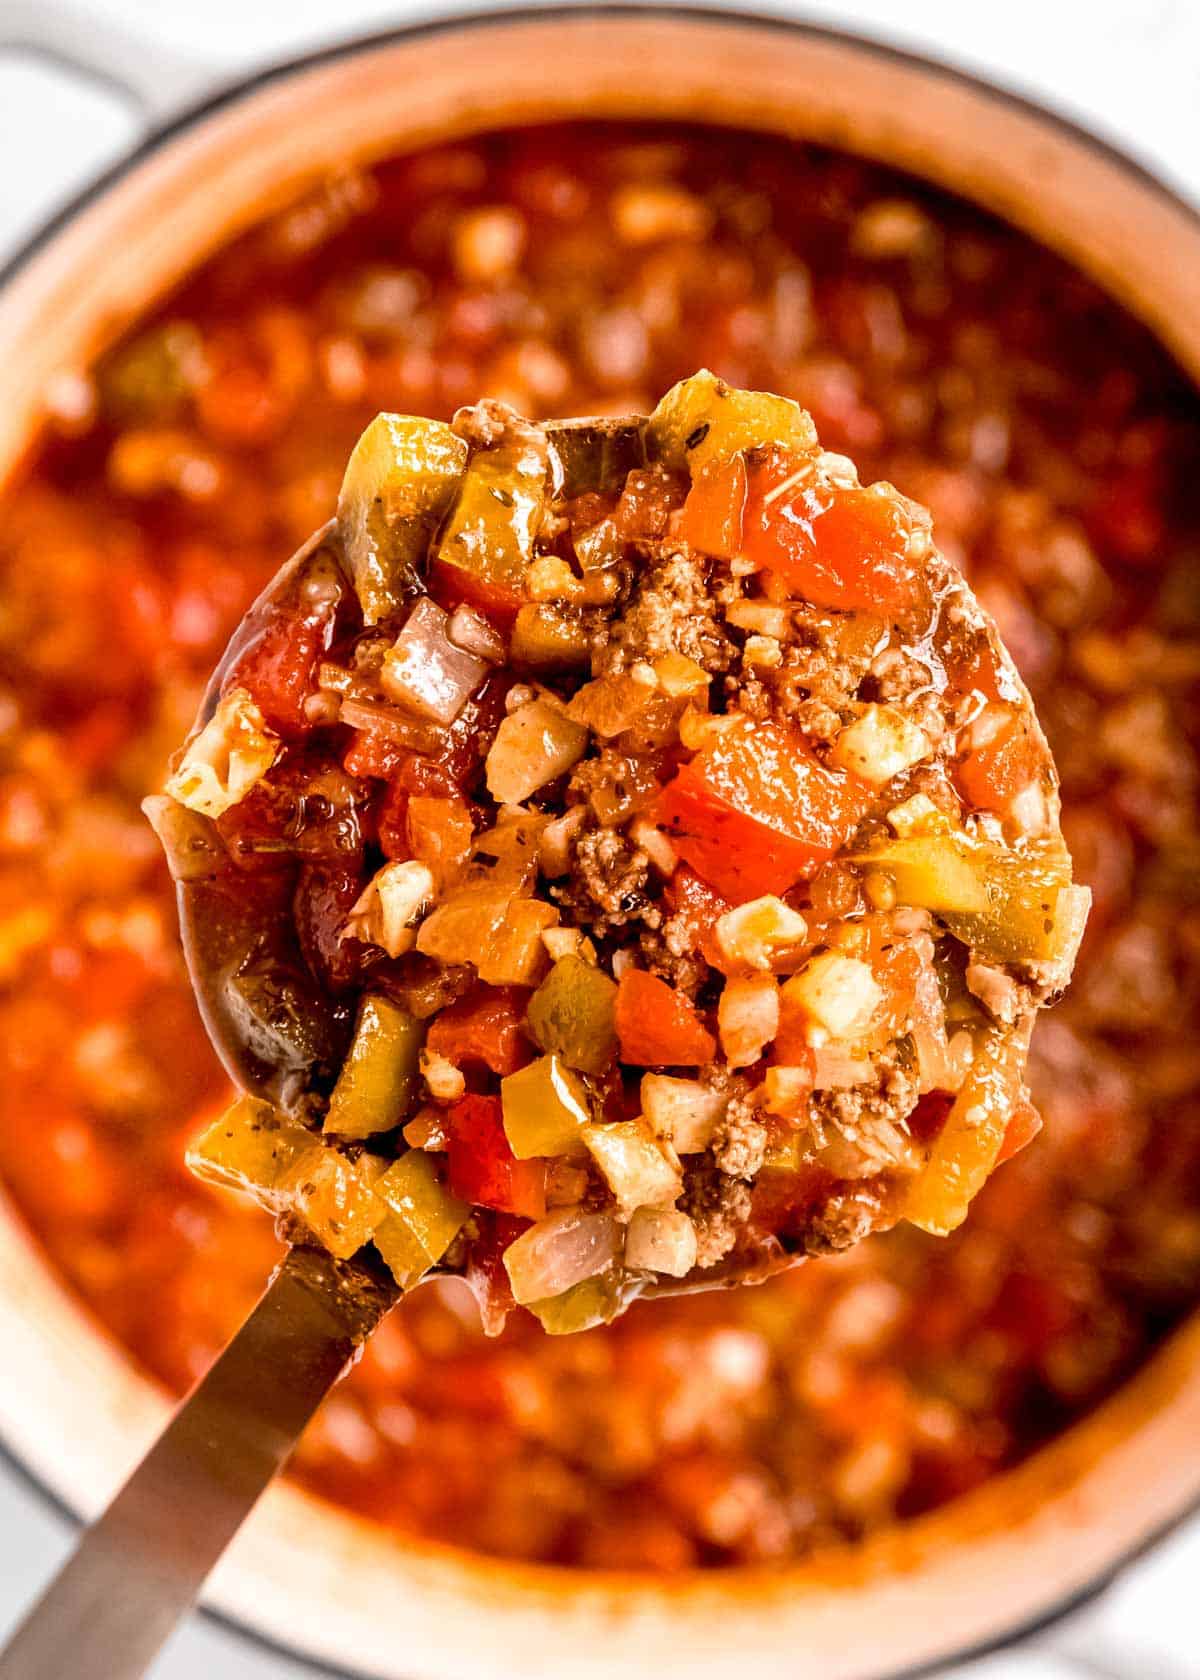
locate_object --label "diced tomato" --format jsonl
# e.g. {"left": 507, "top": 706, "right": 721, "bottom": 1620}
{"left": 679, "top": 456, "right": 747, "bottom": 556}
{"left": 406, "top": 794, "right": 474, "bottom": 885}
{"left": 343, "top": 727, "right": 407, "bottom": 782}
{"left": 954, "top": 707, "right": 1042, "bottom": 810}
{"left": 662, "top": 866, "right": 731, "bottom": 969}
{"left": 294, "top": 863, "right": 369, "bottom": 992}
{"left": 430, "top": 559, "right": 524, "bottom": 627}
{"left": 364, "top": 757, "right": 464, "bottom": 861}
{"left": 771, "top": 996, "right": 816, "bottom": 1068}
{"left": 614, "top": 970, "right": 716, "bottom": 1066}
{"left": 737, "top": 449, "right": 921, "bottom": 614}
{"left": 656, "top": 718, "right": 871, "bottom": 902}
{"left": 426, "top": 987, "right": 532, "bottom": 1077}
{"left": 996, "top": 1098, "right": 1043, "bottom": 1165}
{"left": 444, "top": 1094, "right": 546, "bottom": 1219}
{"left": 869, "top": 940, "right": 924, "bottom": 1039}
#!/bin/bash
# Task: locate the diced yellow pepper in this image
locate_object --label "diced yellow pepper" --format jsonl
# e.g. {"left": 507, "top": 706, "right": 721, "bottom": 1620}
{"left": 279, "top": 1145, "right": 388, "bottom": 1260}
{"left": 525, "top": 955, "right": 618, "bottom": 1075}
{"left": 186, "top": 1095, "right": 311, "bottom": 1212}
{"left": 372, "top": 1149, "right": 469, "bottom": 1287}
{"left": 323, "top": 995, "right": 424, "bottom": 1139}
{"left": 904, "top": 1028, "right": 1025, "bottom": 1236}
{"left": 338, "top": 413, "right": 468, "bottom": 624}
{"left": 510, "top": 603, "right": 591, "bottom": 670}
{"left": 582, "top": 1121, "right": 682, "bottom": 1211}
{"left": 649, "top": 368, "right": 816, "bottom": 475}
{"left": 501, "top": 1054, "right": 591, "bottom": 1158}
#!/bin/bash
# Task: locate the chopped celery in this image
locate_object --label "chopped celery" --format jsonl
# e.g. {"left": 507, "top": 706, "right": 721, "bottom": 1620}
{"left": 279, "top": 1145, "right": 387, "bottom": 1259}
{"left": 338, "top": 414, "right": 468, "bottom": 624}
{"left": 649, "top": 368, "right": 816, "bottom": 475}
{"left": 582, "top": 1121, "right": 682, "bottom": 1211}
{"left": 854, "top": 833, "right": 1088, "bottom": 967}
{"left": 525, "top": 955, "right": 618, "bottom": 1075}
{"left": 323, "top": 995, "right": 424, "bottom": 1138}
{"left": 501, "top": 1053, "right": 591, "bottom": 1158}
{"left": 904, "top": 1028, "right": 1026, "bottom": 1236}
{"left": 436, "top": 427, "right": 548, "bottom": 602}
{"left": 372, "top": 1149, "right": 468, "bottom": 1287}
{"left": 186, "top": 1095, "right": 311, "bottom": 1211}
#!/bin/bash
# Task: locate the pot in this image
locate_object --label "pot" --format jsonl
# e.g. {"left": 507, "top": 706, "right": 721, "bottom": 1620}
{"left": 0, "top": 9, "right": 1197, "bottom": 1679}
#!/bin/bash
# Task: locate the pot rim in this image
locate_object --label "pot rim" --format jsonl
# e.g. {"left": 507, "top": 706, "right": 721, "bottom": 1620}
{"left": 1, "top": 8, "right": 1198, "bottom": 1679}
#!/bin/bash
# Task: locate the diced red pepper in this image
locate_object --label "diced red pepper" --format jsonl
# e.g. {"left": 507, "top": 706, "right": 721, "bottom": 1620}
{"left": 679, "top": 456, "right": 747, "bottom": 556}
{"left": 614, "top": 970, "right": 716, "bottom": 1066}
{"left": 430, "top": 559, "right": 524, "bottom": 627}
{"left": 656, "top": 718, "right": 871, "bottom": 902}
{"left": 954, "top": 708, "right": 1042, "bottom": 811}
{"left": 229, "top": 558, "right": 342, "bottom": 735}
{"left": 662, "top": 865, "right": 731, "bottom": 969}
{"left": 426, "top": 987, "right": 533, "bottom": 1077}
{"left": 996, "top": 1098, "right": 1043, "bottom": 1165}
{"left": 694, "top": 448, "right": 922, "bottom": 614}
{"left": 444, "top": 1094, "right": 546, "bottom": 1219}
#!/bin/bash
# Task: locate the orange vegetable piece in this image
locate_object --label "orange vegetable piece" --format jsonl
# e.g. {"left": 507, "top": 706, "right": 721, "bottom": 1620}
{"left": 657, "top": 718, "right": 871, "bottom": 902}
{"left": 662, "top": 866, "right": 731, "bottom": 969}
{"left": 679, "top": 455, "right": 747, "bottom": 556}
{"left": 406, "top": 795, "right": 473, "bottom": 888}
{"left": 954, "top": 708, "right": 1042, "bottom": 811}
{"left": 996, "top": 1098, "right": 1043, "bottom": 1165}
{"left": 614, "top": 969, "right": 716, "bottom": 1066}
{"left": 735, "top": 450, "right": 921, "bottom": 614}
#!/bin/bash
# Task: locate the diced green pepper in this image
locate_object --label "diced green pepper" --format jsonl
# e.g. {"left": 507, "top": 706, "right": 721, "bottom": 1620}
{"left": 528, "top": 1270, "right": 626, "bottom": 1335}
{"left": 526, "top": 955, "right": 618, "bottom": 1075}
{"left": 373, "top": 1149, "right": 469, "bottom": 1287}
{"left": 501, "top": 1053, "right": 591, "bottom": 1159}
{"left": 435, "top": 427, "right": 548, "bottom": 604}
{"left": 854, "top": 833, "right": 1085, "bottom": 967}
{"left": 323, "top": 995, "right": 424, "bottom": 1139}
{"left": 545, "top": 418, "right": 646, "bottom": 500}
{"left": 279, "top": 1144, "right": 387, "bottom": 1260}
{"left": 649, "top": 369, "right": 816, "bottom": 476}
{"left": 338, "top": 413, "right": 468, "bottom": 624}
{"left": 186, "top": 1095, "right": 311, "bottom": 1211}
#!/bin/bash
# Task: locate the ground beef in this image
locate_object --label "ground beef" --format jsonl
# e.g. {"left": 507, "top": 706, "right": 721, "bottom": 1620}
{"left": 807, "top": 1049, "right": 921, "bottom": 1179}
{"left": 595, "top": 548, "right": 734, "bottom": 676}
{"left": 711, "top": 1093, "right": 768, "bottom": 1179}
{"left": 682, "top": 1166, "right": 753, "bottom": 1268}
{"left": 804, "top": 1185, "right": 889, "bottom": 1256}
{"left": 451, "top": 397, "right": 547, "bottom": 454}
{"left": 636, "top": 922, "right": 709, "bottom": 997}
{"left": 553, "top": 826, "right": 655, "bottom": 934}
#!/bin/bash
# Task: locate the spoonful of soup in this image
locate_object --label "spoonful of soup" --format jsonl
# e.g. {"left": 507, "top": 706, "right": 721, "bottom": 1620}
{"left": 0, "top": 373, "right": 1089, "bottom": 1680}
{"left": 149, "top": 370, "right": 1089, "bottom": 1333}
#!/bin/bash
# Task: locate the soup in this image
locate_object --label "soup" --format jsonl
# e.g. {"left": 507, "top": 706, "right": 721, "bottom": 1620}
{"left": 0, "top": 122, "right": 1196, "bottom": 1569}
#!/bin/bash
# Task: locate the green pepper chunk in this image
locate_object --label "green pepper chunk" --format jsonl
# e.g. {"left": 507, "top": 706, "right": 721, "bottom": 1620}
{"left": 529, "top": 1270, "right": 630, "bottom": 1335}
{"left": 853, "top": 833, "right": 1088, "bottom": 968}
{"left": 186, "top": 1095, "right": 312, "bottom": 1211}
{"left": 338, "top": 413, "right": 468, "bottom": 624}
{"left": 373, "top": 1149, "right": 469, "bottom": 1288}
{"left": 525, "top": 955, "right": 618, "bottom": 1075}
{"left": 435, "top": 426, "right": 548, "bottom": 606}
{"left": 501, "top": 1053, "right": 591, "bottom": 1159}
{"left": 649, "top": 368, "right": 816, "bottom": 475}
{"left": 323, "top": 994, "right": 425, "bottom": 1139}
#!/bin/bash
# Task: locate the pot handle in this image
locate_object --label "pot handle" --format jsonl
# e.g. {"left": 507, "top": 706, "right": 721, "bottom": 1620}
{"left": 0, "top": 0, "right": 222, "bottom": 126}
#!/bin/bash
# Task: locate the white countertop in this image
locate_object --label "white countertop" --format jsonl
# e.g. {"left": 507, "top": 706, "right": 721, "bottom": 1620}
{"left": 0, "top": 2, "right": 1195, "bottom": 1675}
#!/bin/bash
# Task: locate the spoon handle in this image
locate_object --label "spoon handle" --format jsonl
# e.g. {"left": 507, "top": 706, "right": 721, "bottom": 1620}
{"left": 0, "top": 1244, "right": 395, "bottom": 1680}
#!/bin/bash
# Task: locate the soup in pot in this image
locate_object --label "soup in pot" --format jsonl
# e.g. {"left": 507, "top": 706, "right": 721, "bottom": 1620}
{"left": 0, "top": 122, "right": 1196, "bottom": 1568}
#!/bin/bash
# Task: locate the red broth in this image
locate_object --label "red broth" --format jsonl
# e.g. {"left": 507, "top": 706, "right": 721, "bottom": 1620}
{"left": 0, "top": 123, "right": 1196, "bottom": 1568}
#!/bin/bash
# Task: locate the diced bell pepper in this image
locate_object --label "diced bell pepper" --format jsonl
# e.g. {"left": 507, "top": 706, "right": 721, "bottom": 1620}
{"left": 323, "top": 994, "right": 424, "bottom": 1138}
{"left": 525, "top": 954, "right": 618, "bottom": 1074}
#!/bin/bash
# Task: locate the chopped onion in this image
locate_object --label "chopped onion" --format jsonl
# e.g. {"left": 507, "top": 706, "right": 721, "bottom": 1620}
{"left": 381, "top": 596, "right": 488, "bottom": 725}
{"left": 625, "top": 1207, "right": 698, "bottom": 1277}
{"left": 811, "top": 1044, "right": 874, "bottom": 1090}
{"left": 447, "top": 603, "right": 506, "bottom": 664}
{"left": 341, "top": 859, "right": 435, "bottom": 957}
{"left": 718, "top": 974, "right": 780, "bottom": 1069}
{"left": 485, "top": 698, "right": 587, "bottom": 804}
{"left": 639, "top": 1074, "right": 728, "bottom": 1153}
{"left": 782, "top": 952, "right": 882, "bottom": 1043}
{"left": 503, "top": 1207, "right": 622, "bottom": 1305}
{"left": 164, "top": 687, "right": 278, "bottom": 819}
{"left": 340, "top": 696, "right": 443, "bottom": 754}
{"left": 583, "top": 1120, "right": 682, "bottom": 1211}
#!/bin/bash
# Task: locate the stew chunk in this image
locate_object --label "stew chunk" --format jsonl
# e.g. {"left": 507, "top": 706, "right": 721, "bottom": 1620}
{"left": 151, "top": 373, "right": 1088, "bottom": 1334}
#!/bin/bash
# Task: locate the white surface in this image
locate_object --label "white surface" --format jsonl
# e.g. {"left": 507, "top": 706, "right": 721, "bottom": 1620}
{"left": 0, "top": 2, "right": 1196, "bottom": 1676}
